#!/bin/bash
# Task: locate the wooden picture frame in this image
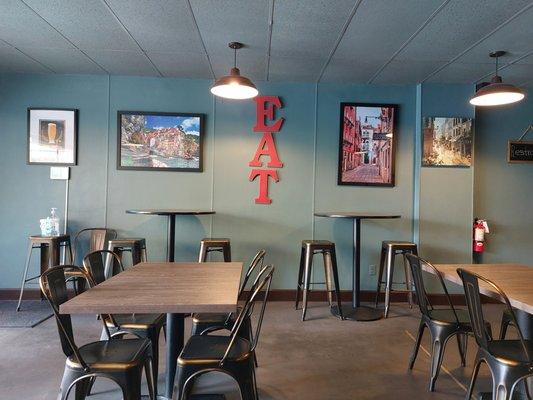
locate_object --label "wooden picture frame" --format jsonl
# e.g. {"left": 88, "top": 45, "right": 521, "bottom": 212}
{"left": 337, "top": 102, "right": 398, "bottom": 187}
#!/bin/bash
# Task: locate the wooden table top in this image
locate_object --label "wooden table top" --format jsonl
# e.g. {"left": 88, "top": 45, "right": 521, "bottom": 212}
{"left": 126, "top": 209, "right": 215, "bottom": 216}
{"left": 429, "top": 263, "right": 533, "bottom": 314}
{"left": 314, "top": 212, "right": 401, "bottom": 219}
{"left": 60, "top": 262, "right": 242, "bottom": 314}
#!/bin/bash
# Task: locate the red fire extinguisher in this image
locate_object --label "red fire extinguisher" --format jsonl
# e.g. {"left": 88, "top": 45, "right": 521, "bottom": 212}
{"left": 473, "top": 219, "right": 489, "bottom": 253}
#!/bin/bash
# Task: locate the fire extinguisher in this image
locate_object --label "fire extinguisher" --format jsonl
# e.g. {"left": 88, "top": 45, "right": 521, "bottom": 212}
{"left": 473, "top": 219, "right": 489, "bottom": 253}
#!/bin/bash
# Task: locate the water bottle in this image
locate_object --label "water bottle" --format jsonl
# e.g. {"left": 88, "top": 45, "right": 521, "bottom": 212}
{"left": 50, "top": 208, "right": 60, "bottom": 236}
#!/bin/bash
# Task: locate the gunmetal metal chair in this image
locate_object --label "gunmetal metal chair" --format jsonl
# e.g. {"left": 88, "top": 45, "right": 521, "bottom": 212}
{"left": 295, "top": 240, "right": 343, "bottom": 321}
{"left": 67, "top": 228, "right": 117, "bottom": 293}
{"left": 191, "top": 249, "right": 266, "bottom": 336}
{"left": 458, "top": 268, "right": 533, "bottom": 400}
{"left": 82, "top": 250, "right": 165, "bottom": 387}
{"left": 39, "top": 265, "right": 155, "bottom": 400}
{"left": 406, "top": 254, "right": 485, "bottom": 392}
{"left": 198, "top": 238, "right": 232, "bottom": 262}
{"left": 176, "top": 265, "right": 275, "bottom": 400}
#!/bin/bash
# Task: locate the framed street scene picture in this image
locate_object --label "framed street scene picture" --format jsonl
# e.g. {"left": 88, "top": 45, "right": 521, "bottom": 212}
{"left": 27, "top": 108, "right": 78, "bottom": 165}
{"left": 117, "top": 111, "right": 205, "bottom": 172}
{"left": 338, "top": 103, "right": 397, "bottom": 186}
{"left": 422, "top": 117, "right": 473, "bottom": 167}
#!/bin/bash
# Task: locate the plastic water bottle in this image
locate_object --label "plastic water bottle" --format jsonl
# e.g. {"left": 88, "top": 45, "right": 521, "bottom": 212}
{"left": 50, "top": 208, "right": 60, "bottom": 236}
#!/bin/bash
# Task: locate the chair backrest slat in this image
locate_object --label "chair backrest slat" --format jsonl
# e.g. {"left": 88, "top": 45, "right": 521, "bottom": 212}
{"left": 221, "top": 265, "right": 274, "bottom": 365}
{"left": 406, "top": 254, "right": 460, "bottom": 323}
{"left": 458, "top": 268, "right": 531, "bottom": 364}
{"left": 239, "top": 249, "right": 266, "bottom": 296}
{"left": 83, "top": 250, "right": 124, "bottom": 284}
{"left": 73, "top": 228, "right": 117, "bottom": 264}
{"left": 39, "top": 265, "right": 90, "bottom": 370}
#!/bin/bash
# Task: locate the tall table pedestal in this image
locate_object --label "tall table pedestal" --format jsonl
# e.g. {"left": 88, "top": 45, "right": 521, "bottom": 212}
{"left": 315, "top": 212, "right": 401, "bottom": 322}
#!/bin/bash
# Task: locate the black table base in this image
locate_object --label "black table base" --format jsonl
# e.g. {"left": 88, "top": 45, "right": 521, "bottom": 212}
{"left": 331, "top": 304, "right": 383, "bottom": 321}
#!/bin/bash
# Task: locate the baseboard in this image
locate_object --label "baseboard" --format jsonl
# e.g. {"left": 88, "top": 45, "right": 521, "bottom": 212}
{"left": 2, "top": 288, "right": 498, "bottom": 305}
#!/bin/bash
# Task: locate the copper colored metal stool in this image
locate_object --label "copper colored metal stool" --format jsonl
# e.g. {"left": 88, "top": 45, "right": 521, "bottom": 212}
{"left": 198, "top": 238, "right": 231, "bottom": 262}
{"left": 295, "top": 240, "right": 343, "bottom": 321}
{"left": 107, "top": 238, "right": 147, "bottom": 274}
{"left": 375, "top": 240, "right": 417, "bottom": 318}
{"left": 16, "top": 234, "right": 72, "bottom": 311}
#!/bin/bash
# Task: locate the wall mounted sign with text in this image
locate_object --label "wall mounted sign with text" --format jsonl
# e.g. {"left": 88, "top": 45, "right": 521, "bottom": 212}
{"left": 249, "top": 96, "right": 284, "bottom": 204}
{"left": 508, "top": 125, "right": 533, "bottom": 164}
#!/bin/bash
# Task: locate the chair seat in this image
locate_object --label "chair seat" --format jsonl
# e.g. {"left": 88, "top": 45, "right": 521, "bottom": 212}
{"left": 488, "top": 340, "right": 533, "bottom": 365}
{"left": 178, "top": 335, "right": 252, "bottom": 365}
{"left": 106, "top": 313, "right": 165, "bottom": 330}
{"left": 66, "top": 338, "right": 151, "bottom": 370}
{"left": 428, "top": 308, "right": 471, "bottom": 324}
{"left": 192, "top": 312, "right": 229, "bottom": 325}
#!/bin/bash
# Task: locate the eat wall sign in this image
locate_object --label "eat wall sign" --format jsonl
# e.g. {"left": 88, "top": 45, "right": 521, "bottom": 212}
{"left": 248, "top": 96, "right": 284, "bottom": 204}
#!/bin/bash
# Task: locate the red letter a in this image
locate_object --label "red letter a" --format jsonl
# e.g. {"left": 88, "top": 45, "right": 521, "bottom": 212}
{"left": 248, "top": 132, "right": 283, "bottom": 168}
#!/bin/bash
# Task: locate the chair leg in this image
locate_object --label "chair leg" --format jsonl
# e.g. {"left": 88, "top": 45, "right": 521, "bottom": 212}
{"left": 223, "top": 245, "right": 231, "bottom": 262}
{"left": 457, "top": 333, "right": 468, "bottom": 367}
{"left": 428, "top": 329, "right": 452, "bottom": 392}
{"left": 145, "top": 358, "right": 156, "bottom": 400}
{"left": 148, "top": 327, "right": 160, "bottom": 391}
{"left": 323, "top": 251, "right": 334, "bottom": 306}
{"left": 375, "top": 246, "right": 386, "bottom": 307}
{"left": 16, "top": 241, "right": 34, "bottom": 311}
{"left": 384, "top": 248, "right": 395, "bottom": 318}
{"left": 295, "top": 247, "right": 305, "bottom": 310}
{"left": 57, "top": 368, "right": 85, "bottom": 400}
{"left": 142, "top": 246, "right": 148, "bottom": 262}
{"left": 329, "top": 247, "right": 344, "bottom": 320}
{"left": 198, "top": 242, "right": 207, "bottom": 263}
{"left": 301, "top": 248, "right": 313, "bottom": 322}
{"left": 409, "top": 321, "right": 426, "bottom": 370}
{"left": 465, "top": 355, "right": 482, "bottom": 400}
{"left": 403, "top": 252, "right": 414, "bottom": 309}
{"left": 499, "top": 313, "right": 512, "bottom": 340}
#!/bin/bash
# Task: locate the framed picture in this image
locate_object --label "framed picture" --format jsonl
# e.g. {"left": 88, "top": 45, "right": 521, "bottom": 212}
{"left": 117, "top": 111, "right": 205, "bottom": 172}
{"left": 422, "top": 117, "right": 473, "bottom": 167}
{"left": 27, "top": 108, "right": 78, "bottom": 165}
{"left": 338, "top": 103, "right": 397, "bottom": 186}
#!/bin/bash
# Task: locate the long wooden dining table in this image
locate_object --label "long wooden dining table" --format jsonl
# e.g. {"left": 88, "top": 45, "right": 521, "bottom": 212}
{"left": 60, "top": 261, "right": 243, "bottom": 400}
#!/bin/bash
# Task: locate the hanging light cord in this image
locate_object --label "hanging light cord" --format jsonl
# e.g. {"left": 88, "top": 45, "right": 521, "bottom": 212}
{"left": 234, "top": 47, "right": 237, "bottom": 69}
{"left": 495, "top": 55, "right": 499, "bottom": 76}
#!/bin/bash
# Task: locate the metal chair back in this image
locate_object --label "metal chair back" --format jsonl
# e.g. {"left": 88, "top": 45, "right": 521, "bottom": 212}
{"left": 457, "top": 268, "right": 531, "bottom": 363}
{"left": 406, "top": 254, "right": 460, "bottom": 323}
{"left": 83, "top": 250, "right": 124, "bottom": 283}
{"left": 238, "top": 249, "right": 266, "bottom": 297}
{"left": 73, "top": 228, "right": 117, "bottom": 264}
{"left": 39, "top": 265, "right": 104, "bottom": 370}
{"left": 221, "top": 265, "right": 274, "bottom": 366}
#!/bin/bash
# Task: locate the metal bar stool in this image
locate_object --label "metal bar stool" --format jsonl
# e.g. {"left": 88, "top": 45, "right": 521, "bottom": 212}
{"left": 295, "top": 240, "right": 343, "bottom": 321}
{"left": 16, "top": 234, "right": 72, "bottom": 311}
{"left": 198, "top": 238, "right": 231, "bottom": 262}
{"left": 107, "top": 238, "right": 147, "bottom": 275}
{"left": 375, "top": 240, "right": 417, "bottom": 318}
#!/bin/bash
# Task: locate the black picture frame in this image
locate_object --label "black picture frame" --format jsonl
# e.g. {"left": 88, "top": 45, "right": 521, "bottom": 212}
{"left": 27, "top": 108, "right": 78, "bottom": 166}
{"left": 117, "top": 111, "right": 205, "bottom": 172}
{"left": 337, "top": 102, "right": 398, "bottom": 187}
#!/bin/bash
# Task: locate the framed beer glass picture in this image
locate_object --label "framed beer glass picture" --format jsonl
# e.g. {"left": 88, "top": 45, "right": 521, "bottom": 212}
{"left": 27, "top": 108, "right": 78, "bottom": 166}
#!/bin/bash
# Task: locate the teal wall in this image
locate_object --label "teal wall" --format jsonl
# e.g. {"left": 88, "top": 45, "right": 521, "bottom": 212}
{"left": 4, "top": 72, "right": 522, "bottom": 293}
{"left": 474, "top": 95, "right": 533, "bottom": 265}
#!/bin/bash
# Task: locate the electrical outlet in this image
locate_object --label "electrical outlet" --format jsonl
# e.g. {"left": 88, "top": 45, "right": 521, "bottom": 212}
{"left": 369, "top": 264, "right": 376, "bottom": 276}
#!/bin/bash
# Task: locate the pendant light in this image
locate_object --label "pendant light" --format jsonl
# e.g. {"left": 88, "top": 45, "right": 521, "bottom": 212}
{"left": 210, "top": 42, "right": 258, "bottom": 100}
{"left": 470, "top": 51, "right": 525, "bottom": 107}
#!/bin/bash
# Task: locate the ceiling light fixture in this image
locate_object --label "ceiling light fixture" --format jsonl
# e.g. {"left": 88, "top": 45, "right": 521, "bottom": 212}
{"left": 210, "top": 42, "right": 258, "bottom": 100}
{"left": 470, "top": 51, "right": 525, "bottom": 107}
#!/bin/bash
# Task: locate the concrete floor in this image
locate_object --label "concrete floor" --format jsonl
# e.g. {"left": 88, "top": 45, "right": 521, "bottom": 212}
{"left": 0, "top": 301, "right": 506, "bottom": 399}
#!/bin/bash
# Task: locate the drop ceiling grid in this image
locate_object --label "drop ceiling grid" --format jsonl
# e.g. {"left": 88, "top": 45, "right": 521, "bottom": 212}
{"left": 0, "top": 0, "right": 530, "bottom": 86}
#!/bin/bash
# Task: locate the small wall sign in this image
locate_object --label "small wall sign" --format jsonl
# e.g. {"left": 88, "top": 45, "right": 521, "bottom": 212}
{"left": 508, "top": 125, "right": 533, "bottom": 164}
{"left": 248, "top": 96, "right": 284, "bottom": 204}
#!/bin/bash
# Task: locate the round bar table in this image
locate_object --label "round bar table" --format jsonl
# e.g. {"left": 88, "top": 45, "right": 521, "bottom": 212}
{"left": 126, "top": 209, "right": 215, "bottom": 400}
{"left": 314, "top": 212, "right": 401, "bottom": 321}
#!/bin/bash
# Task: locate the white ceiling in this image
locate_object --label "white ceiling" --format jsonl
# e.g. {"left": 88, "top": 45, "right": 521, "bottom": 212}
{"left": 0, "top": 0, "right": 531, "bottom": 86}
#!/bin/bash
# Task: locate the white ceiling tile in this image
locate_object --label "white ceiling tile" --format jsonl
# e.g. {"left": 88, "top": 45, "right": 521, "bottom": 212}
{"left": 84, "top": 50, "right": 159, "bottom": 76}
{"left": 0, "top": 41, "right": 52, "bottom": 73}
{"left": 0, "top": 0, "right": 73, "bottom": 49}
{"left": 147, "top": 51, "right": 212, "bottom": 79}
{"left": 23, "top": 0, "right": 138, "bottom": 51}
{"left": 19, "top": 47, "right": 105, "bottom": 74}
{"left": 105, "top": 0, "right": 205, "bottom": 54}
